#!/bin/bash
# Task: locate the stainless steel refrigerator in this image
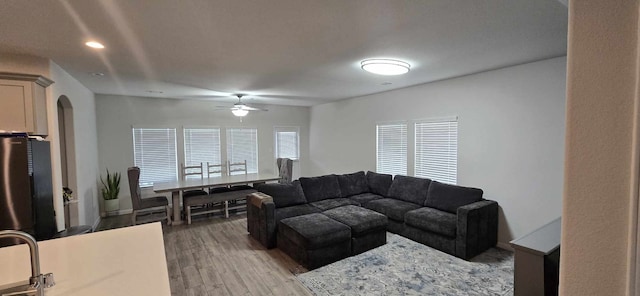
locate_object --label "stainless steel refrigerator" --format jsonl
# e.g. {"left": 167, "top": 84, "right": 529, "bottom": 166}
{"left": 0, "top": 136, "right": 57, "bottom": 246}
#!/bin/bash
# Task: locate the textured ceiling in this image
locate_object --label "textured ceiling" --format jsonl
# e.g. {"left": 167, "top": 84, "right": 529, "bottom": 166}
{"left": 0, "top": 0, "right": 567, "bottom": 106}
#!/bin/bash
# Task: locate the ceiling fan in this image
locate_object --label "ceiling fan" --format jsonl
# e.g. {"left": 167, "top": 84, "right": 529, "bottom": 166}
{"left": 218, "top": 94, "right": 268, "bottom": 117}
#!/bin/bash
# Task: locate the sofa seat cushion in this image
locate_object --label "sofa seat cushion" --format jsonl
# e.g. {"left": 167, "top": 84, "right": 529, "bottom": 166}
{"left": 337, "top": 171, "right": 369, "bottom": 198}
{"left": 348, "top": 193, "right": 384, "bottom": 206}
{"left": 310, "top": 198, "right": 359, "bottom": 211}
{"left": 424, "top": 181, "right": 483, "bottom": 214}
{"left": 299, "top": 175, "right": 342, "bottom": 203}
{"left": 366, "top": 171, "right": 393, "bottom": 196}
{"left": 364, "top": 198, "right": 422, "bottom": 222}
{"left": 387, "top": 175, "right": 431, "bottom": 205}
{"left": 256, "top": 180, "right": 307, "bottom": 208}
{"left": 323, "top": 205, "right": 388, "bottom": 236}
{"left": 279, "top": 213, "right": 351, "bottom": 249}
{"left": 405, "top": 207, "right": 457, "bottom": 238}
{"left": 275, "top": 204, "right": 321, "bottom": 223}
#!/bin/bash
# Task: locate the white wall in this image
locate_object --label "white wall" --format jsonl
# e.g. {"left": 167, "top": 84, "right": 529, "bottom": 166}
{"left": 95, "top": 94, "right": 310, "bottom": 213}
{"left": 48, "top": 62, "right": 100, "bottom": 228}
{"left": 309, "top": 57, "right": 567, "bottom": 245}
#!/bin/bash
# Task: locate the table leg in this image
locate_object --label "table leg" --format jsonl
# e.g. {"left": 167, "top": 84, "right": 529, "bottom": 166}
{"left": 172, "top": 191, "right": 183, "bottom": 225}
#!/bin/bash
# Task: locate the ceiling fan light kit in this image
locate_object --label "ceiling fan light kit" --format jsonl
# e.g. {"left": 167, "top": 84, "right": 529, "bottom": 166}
{"left": 231, "top": 108, "right": 249, "bottom": 117}
{"left": 361, "top": 59, "right": 411, "bottom": 75}
{"left": 221, "top": 94, "right": 268, "bottom": 117}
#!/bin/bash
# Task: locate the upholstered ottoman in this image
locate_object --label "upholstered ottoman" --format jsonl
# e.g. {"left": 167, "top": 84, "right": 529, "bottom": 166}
{"left": 278, "top": 213, "right": 351, "bottom": 269}
{"left": 323, "top": 205, "right": 388, "bottom": 255}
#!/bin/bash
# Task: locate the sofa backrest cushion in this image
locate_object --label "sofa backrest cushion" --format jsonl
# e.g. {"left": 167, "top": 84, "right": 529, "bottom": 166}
{"left": 387, "top": 175, "right": 431, "bottom": 205}
{"left": 366, "top": 171, "right": 393, "bottom": 196}
{"left": 255, "top": 180, "right": 307, "bottom": 208}
{"left": 337, "top": 171, "right": 369, "bottom": 197}
{"left": 299, "top": 175, "right": 342, "bottom": 203}
{"left": 424, "top": 181, "right": 483, "bottom": 213}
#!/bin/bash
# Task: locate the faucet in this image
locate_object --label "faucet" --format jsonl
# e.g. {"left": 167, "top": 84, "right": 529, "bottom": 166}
{"left": 0, "top": 230, "right": 54, "bottom": 296}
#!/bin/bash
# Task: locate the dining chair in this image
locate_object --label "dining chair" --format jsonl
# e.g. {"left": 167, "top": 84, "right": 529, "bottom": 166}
{"left": 180, "top": 163, "right": 208, "bottom": 198}
{"left": 226, "top": 160, "right": 252, "bottom": 214}
{"left": 277, "top": 158, "right": 293, "bottom": 184}
{"left": 127, "top": 167, "right": 172, "bottom": 226}
{"left": 206, "top": 162, "right": 225, "bottom": 178}
{"left": 227, "top": 160, "right": 253, "bottom": 190}
{"left": 206, "top": 162, "right": 231, "bottom": 193}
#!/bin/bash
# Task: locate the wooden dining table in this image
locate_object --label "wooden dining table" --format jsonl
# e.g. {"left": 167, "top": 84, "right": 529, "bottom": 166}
{"left": 153, "top": 173, "right": 280, "bottom": 225}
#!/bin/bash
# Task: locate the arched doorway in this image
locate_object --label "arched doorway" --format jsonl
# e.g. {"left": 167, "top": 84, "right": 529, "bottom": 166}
{"left": 57, "top": 95, "right": 78, "bottom": 227}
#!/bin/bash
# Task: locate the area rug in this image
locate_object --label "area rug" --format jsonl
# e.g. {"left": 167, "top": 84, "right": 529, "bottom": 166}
{"left": 295, "top": 233, "right": 514, "bottom": 296}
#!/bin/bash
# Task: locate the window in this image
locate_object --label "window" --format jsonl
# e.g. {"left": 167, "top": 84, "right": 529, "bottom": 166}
{"left": 226, "top": 128, "right": 258, "bottom": 174}
{"left": 132, "top": 128, "right": 178, "bottom": 187}
{"left": 415, "top": 118, "right": 458, "bottom": 184}
{"left": 376, "top": 123, "right": 407, "bottom": 175}
{"left": 184, "top": 128, "right": 221, "bottom": 177}
{"left": 275, "top": 127, "right": 299, "bottom": 160}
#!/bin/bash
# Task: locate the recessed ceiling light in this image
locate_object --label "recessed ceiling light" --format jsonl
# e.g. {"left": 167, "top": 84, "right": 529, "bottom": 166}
{"left": 89, "top": 72, "right": 104, "bottom": 77}
{"left": 361, "top": 59, "right": 410, "bottom": 75}
{"left": 85, "top": 41, "right": 105, "bottom": 49}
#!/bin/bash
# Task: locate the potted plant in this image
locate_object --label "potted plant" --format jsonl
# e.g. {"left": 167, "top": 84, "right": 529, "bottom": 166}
{"left": 101, "top": 169, "right": 121, "bottom": 213}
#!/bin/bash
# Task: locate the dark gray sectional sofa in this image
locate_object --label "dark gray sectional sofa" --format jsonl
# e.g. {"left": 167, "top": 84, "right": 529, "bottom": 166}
{"left": 247, "top": 171, "right": 498, "bottom": 261}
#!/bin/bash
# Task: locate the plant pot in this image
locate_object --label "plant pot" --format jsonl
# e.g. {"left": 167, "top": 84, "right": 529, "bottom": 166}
{"left": 104, "top": 198, "right": 119, "bottom": 213}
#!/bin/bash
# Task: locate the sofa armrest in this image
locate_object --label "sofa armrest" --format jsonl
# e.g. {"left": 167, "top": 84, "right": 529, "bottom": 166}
{"left": 456, "top": 199, "right": 498, "bottom": 259}
{"left": 247, "top": 192, "right": 277, "bottom": 248}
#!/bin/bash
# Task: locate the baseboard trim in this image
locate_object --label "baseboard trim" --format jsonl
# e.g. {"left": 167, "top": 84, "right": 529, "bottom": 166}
{"left": 116, "top": 209, "right": 133, "bottom": 215}
{"left": 103, "top": 209, "right": 133, "bottom": 217}
{"left": 496, "top": 242, "right": 514, "bottom": 252}
{"left": 92, "top": 217, "right": 101, "bottom": 231}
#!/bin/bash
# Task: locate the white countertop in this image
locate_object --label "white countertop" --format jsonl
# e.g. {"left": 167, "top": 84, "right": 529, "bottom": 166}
{"left": 0, "top": 223, "right": 171, "bottom": 296}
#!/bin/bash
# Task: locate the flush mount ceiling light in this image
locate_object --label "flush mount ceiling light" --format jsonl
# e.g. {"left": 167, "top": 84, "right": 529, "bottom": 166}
{"left": 85, "top": 41, "right": 105, "bottom": 49}
{"left": 361, "top": 59, "right": 411, "bottom": 75}
{"left": 231, "top": 108, "right": 249, "bottom": 117}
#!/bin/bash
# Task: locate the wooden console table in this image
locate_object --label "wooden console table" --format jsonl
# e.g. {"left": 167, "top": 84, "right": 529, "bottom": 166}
{"left": 510, "top": 217, "right": 561, "bottom": 296}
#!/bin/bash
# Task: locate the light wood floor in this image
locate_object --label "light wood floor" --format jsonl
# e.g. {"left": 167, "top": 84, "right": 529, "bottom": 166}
{"left": 97, "top": 214, "right": 312, "bottom": 296}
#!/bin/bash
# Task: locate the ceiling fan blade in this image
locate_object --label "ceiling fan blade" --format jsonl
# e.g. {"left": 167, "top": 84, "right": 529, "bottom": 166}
{"left": 242, "top": 105, "right": 268, "bottom": 111}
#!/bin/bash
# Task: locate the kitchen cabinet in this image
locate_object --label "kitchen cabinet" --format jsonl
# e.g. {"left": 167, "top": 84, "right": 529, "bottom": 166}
{"left": 0, "top": 72, "right": 53, "bottom": 136}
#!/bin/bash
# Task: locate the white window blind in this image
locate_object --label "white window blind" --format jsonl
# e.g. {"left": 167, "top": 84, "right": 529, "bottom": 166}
{"left": 132, "top": 128, "right": 178, "bottom": 187}
{"left": 376, "top": 123, "right": 407, "bottom": 176}
{"left": 275, "top": 127, "right": 299, "bottom": 160}
{"left": 226, "top": 128, "right": 258, "bottom": 174}
{"left": 184, "top": 128, "right": 221, "bottom": 177}
{"left": 415, "top": 118, "right": 458, "bottom": 184}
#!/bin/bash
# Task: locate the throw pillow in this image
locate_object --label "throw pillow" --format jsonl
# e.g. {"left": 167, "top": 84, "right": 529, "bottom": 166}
{"left": 299, "top": 175, "right": 342, "bottom": 203}
{"left": 387, "top": 175, "right": 431, "bottom": 205}
{"left": 424, "top": 181, "right": 483, "bottom": 213}
{"left": 337, "top": 171, "right": 368, "bottom": 197}
{"left": 255, "top": 180, "right": 307, "bottom": 208}
{"left": 366, "top": 171, "right": 393, "bottom": 196}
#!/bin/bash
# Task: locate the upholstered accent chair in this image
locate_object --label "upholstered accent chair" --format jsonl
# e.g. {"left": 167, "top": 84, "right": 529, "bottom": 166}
{"left": 127, "top": 167, "right": 172, "bottom": 226}
{"left": 277, "top": 158, "right": 293, "bottom": 184}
